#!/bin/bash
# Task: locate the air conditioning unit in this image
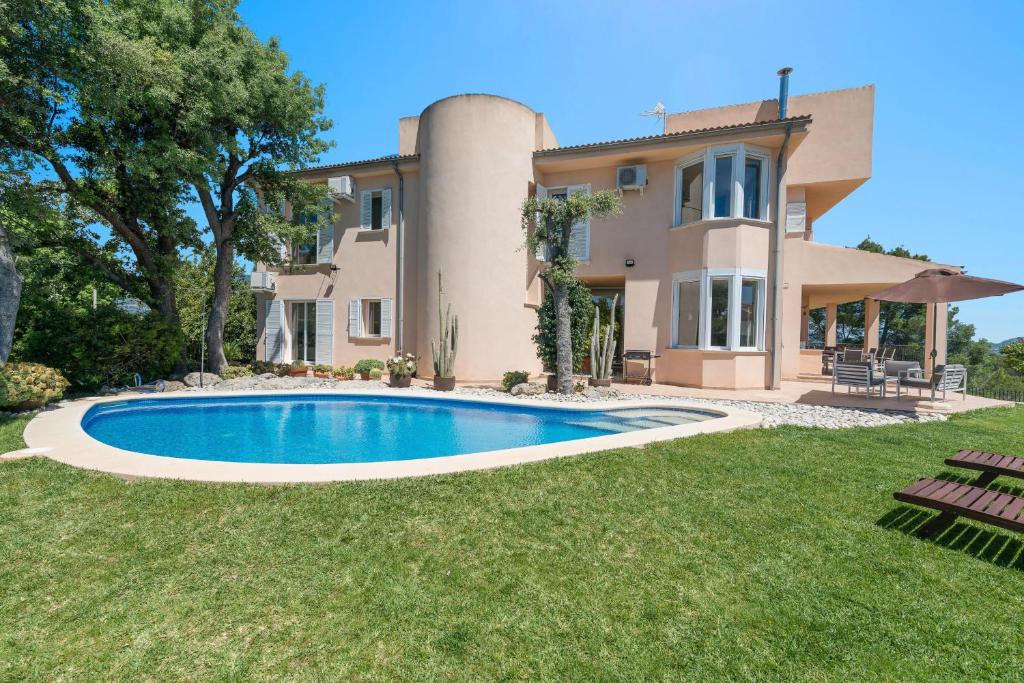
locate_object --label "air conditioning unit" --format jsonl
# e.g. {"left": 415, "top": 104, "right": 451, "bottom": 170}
{"left": 250, "top": 271, "right": 276, "bottom": 292}
{"left": 616, "top": 164, "right": 647, "bottom": 193}
{"left": 327, "top": 175, "right": 355, "bottom": 202}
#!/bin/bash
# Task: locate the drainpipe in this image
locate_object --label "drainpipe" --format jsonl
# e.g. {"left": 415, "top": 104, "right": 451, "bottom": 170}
{"left": 391, "top": 159, "right": 405, "bottom": 353}
{"left": 769, "top": 67, "right": 793, "bottom": 390}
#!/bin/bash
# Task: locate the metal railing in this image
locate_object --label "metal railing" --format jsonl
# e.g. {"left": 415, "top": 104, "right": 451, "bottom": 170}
{"left": 968, "top": 387, "right": 1024, "bottom": 403}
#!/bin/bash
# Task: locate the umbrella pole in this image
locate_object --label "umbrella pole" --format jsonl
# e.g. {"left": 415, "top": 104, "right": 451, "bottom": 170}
{"left": 930, "top": 301, "right": 938, "bottom": 375}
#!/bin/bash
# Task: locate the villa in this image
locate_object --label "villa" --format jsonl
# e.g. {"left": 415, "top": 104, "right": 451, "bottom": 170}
{"left": 253, "top": 73, "right": 954, "bottom": 389}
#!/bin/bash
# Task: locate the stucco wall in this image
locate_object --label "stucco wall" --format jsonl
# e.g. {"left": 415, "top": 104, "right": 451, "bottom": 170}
{"left": 416, "top": 95, "right": 543, "bottom": 380}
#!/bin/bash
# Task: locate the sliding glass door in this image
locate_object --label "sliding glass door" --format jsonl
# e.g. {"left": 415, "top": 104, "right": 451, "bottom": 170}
{"left": 291, "top": 302, "right": 317, "bottom": 363}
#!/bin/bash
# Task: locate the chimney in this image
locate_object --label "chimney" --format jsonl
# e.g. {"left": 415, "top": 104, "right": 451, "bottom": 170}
{"left": 777, "top": 67, "right": 793, "bottom": 119}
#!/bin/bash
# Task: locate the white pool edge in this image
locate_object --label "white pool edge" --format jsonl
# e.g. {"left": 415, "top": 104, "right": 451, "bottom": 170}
{"left": 21, "top": 389, "right": 763, "bottom": 483}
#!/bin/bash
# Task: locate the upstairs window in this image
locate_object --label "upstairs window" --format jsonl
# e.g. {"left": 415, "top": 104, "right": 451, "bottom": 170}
{"left": 674, "top": 144, "right": 770, "bottom": 225}
{"left": 360, "top": 188, "right": 392, "bottom": 231}
{"left": 291, "top": 212, "right": 318, "bottom": 264}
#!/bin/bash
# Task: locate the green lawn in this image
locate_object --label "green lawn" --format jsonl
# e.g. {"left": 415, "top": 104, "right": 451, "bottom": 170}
{"left": 2, "top": 408, "right": 1023, "bottom": 681}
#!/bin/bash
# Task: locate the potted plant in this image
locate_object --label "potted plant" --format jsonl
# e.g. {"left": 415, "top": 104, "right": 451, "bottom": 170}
{"left": 288, "top": 360, "right": 309, "bottom": 377}
{"left": 431, "top": 272, "right": 458, "bottom": 391}
{"left": 313, "top": 364, "right": 332, "bottom": 379}
{"left": 588, "top": 293, "right": 618, "bottom": 387}
{"left": 386, "top": 353, "right": 417, "bottom": 388}
{"left": 368, "top": 368, "right": 383, "bottom": 381}
{"left": 331, "top": 366, "right": 354, "bottom": 380}
{"left": 354, "top": 358, "right": 384, "bottom": 380}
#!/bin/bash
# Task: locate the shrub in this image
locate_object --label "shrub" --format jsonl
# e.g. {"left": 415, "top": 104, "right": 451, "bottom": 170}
{"left": 533, "top": 278, "right": 595, "bottom": 372}
{"left": 290, "top": 359, "right": 306, "bottom": 369}
{"left": 332, "top": 366, "right": 354, "bottom": 380}
{"left": 250, "top": 361, "right": 290, "bottom": 376}
{"left": 354, "top": 358, "right": 385, "bottom": 374}
{"left": 386, "top": 353, "right": 417, "bottom": 377}
{"left": 0, "top": 363, "right": 71, "bottom": 409}
{"left": 368, "top": 368, "right": 383, "bottom": 380}
{"left": 502, "top": 370, "right": 530, "bottom": 391}
{"left": 313, "top": 364, "right": 332, "bottom": 374}
{"left": 221, "top": 365, "right": 254, "bottom": 379}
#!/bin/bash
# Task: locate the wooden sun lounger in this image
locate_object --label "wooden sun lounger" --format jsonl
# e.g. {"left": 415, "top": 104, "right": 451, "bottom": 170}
{"left": 894, "top": 478, "right": 1024, "bottom": 536}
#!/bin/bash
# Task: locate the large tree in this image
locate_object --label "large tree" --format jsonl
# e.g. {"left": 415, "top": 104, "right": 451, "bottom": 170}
{"left": 522, "top": 190, "right": 620, "bottom": 393}
{"left": 0, "top": 0, "right": 200, "bottom": 370}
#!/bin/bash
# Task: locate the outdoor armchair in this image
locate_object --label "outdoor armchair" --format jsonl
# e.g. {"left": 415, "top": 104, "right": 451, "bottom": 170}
{"left": 832, "top": 361, "right": 886, "bottom": 398}
{"left": 894, "top": 363, "right": 967, "bottom": 401}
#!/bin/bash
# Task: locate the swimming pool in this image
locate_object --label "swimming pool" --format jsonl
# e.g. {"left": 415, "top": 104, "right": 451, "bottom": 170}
{"left": 82, "top": 394, "right": 718, "bottom": 464}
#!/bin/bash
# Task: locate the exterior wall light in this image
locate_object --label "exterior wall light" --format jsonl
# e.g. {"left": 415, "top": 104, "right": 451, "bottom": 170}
{"left": 624, "top": 259, "right": 635, "bottom": 268}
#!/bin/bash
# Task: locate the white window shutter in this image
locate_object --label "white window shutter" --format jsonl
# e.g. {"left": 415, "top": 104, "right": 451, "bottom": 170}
{"left": 381, "top": 188, "right": 392, "bottom": 229}
{"left": 360, "top": 191, "right": 372, "bottom": 230}
{"left": 348, "top": 298, "right": 361, "bottom": 337}
{"left": 317, "top": 225, "right": 333, "bottom": 264}
{"left": 275, "top": 236, "right": 289, "bottom": 262}
{"left": 567, "top": 184, "right": 591, "bottom": 261}
{"left": 380, "top": 298, "right": 393, "bottom": 338}
{"left": 534, "top": 185, "right": 548, "bottom": 261}
{"left": 265, "top": 299, "right": 284, "bottom": 362}
{"left": 315, "top": 299, "right": 333, "bottom": 365}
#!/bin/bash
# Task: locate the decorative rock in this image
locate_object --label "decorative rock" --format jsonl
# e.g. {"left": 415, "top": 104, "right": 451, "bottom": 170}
{"left": 183, "top": 372, "right": 221, "bottom": 387}
{"left": 217, "top": 377, "right": 260, "bottom": 391}
{"left": 162, "top": 380, "right": 186, "bottom": 392}
{"left": 510, "top": 382, "right": 545, "bottom": 396}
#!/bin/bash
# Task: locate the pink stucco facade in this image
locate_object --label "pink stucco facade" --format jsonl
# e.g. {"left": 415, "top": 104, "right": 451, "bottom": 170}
{"left": 254, "top": 85, "right": 951, "bottom": 388}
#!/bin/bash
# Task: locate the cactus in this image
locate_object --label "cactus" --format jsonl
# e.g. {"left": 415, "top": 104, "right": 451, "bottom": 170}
{"left": 590, "top": 293, "right": 618, "bottom": 380}
{"left": 431, "top": 271, "right": 458, "bottom": 378}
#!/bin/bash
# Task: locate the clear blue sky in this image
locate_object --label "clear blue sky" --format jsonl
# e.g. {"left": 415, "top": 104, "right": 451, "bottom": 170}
{"left": 239, "top": 0, "right": 1024, "bottom": 342}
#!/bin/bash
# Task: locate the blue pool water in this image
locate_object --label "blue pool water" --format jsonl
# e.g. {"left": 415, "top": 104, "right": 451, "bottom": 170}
{"left": 81, "top": 394, "right": 715, "bottom": 464}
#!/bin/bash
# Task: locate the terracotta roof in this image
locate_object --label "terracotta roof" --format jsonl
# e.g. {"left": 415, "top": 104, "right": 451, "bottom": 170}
{"left": 534, "top": 115, "right": 811, "bottom": 156}
{"left": 295, "top": 153, "right": 419, "bottom": 174}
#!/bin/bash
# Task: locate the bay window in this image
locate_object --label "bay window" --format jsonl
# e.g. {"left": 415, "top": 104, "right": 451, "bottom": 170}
{"left": 671, "top": 269, "right": 766, "bottom": 350}
{"left": 674, "top": 144, "right": 770, "bottom": 225}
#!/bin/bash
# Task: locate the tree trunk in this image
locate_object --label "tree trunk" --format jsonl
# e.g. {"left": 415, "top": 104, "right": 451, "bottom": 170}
{"left": 205, "top": 235, "right": 234, "bottom": 375}
{"left": 0, "top": 223, "right": 22, "bottom": 365}
{"left": 553, "top": 279, "right": 573, "bottom": 394}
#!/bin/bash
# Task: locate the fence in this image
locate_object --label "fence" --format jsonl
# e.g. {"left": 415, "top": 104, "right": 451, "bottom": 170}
{"left": 968, "top": 387, "right": 1024, "bottom": 403}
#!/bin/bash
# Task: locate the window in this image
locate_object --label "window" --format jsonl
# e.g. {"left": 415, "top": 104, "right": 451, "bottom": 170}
{"left": 371, "top": 193, "right": 383, "bottom": 230}
{"left": 743, "top": 156, "right": 764, "bottom": 219}
{"left": 679, "top": 161, "right": 703, "bottom": 225}
{"left": 712, "top": 156, "right": 733, "bottom": 218}
{"left": 739, "top": 278, "right": 762, "bottom": 348}
{"left": 674, "top": 144, "right": 769, "bottom": 225}
{"left": 291, "top": 213, "right": 318, "bottom": 264}
{"left": 674, "top": 279, "right": 700, "bottom": 347}
{"left": 672, "top": 269, "right": 766, "bottom": 350}
{"left": 291, "top": 301, "right": 317, "bottom": 362}
{"left": 709, "top": 277, "right": 730, "bottom": 347}
{"left": 364, "top": 299, "right": 382, "bottom": 337}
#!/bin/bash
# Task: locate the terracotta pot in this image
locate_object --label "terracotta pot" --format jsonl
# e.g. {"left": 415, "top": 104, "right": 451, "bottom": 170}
{"left": 588, "top": 377, "right": 612, "bottom": 387}
{"left": 288, "top": 368, "right": 309, "bottom": 377}
{"left": 433, "top": 376, "right": 456, "bottom": 391}
{"left": 314, "top": 372, "right": 330, "bottom": 379}
{"left": 389, "top": 374, "right": 412, "bottom": 388}
{"left": 359, "top": 372, "right": 371, "bottom": 380}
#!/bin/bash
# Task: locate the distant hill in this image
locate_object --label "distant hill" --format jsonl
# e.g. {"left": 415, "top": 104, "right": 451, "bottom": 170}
{"left": 992, "top": 337, "right": 1023, "bottom": 352}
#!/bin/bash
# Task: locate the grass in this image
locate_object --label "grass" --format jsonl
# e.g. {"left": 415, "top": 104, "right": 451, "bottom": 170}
{"left": 1, "top": 408, "right": 1023, "bottom": 681}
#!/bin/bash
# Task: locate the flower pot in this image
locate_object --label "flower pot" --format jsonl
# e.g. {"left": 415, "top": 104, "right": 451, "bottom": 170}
{"left": 588, "top": 377, "right": 612, "bottom": 388}
{"left": 546, "top": 374, "right": 558, "bottom": 392}
{"left": 389, "top": 374, "right": 412, "bottom": 388}
{"left": 433, "top": 376, "right": 456, "bottom": 392}
{"left": 360, "top": 372, "right": 371, "bottom": 380}
{"left": 288, "top": 368, "right": 309, "bottom": 377}
{"left": 314, "top": 372, "right": 330, "bottom": 379}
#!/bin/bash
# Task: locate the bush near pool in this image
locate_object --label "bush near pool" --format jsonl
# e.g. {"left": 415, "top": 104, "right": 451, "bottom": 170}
{"left": 502, "top": 370, "right": 530, "bottom": 391}
{"left": 0, "top": 363, "right": 71, "bottom": 410}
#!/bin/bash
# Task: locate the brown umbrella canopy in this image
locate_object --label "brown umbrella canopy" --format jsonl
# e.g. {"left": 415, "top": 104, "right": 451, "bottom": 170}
{"left": 870, "top": 268, "right": 1024, "bottom": 303}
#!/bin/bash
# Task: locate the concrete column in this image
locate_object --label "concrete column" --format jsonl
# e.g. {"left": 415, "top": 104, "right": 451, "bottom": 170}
{"left": 924, "top": 302, "right": 948, "bottom": 375}
{"left": 825, "top": 303, "right": 838, "bottom": 346}
{"left": 864, "top": 298, "right": 880, "bottom": 351}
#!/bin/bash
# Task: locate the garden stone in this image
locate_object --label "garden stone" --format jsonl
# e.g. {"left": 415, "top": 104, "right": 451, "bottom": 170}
{"left": 162, "top": 380, "right": 186, "bottom": 392}
{"left": 183, "top": 372, "right": 221, "bottom": 387}
{"left": 218, "top": 377, "right": 260, "bottom": 391}
{"left": 510, "top": 382, "right": 545, "bottom": 396}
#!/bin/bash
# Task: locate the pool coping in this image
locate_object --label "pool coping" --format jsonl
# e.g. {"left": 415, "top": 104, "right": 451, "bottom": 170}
{"left": 21, "top": 389, "right": 763, "bottom": 483}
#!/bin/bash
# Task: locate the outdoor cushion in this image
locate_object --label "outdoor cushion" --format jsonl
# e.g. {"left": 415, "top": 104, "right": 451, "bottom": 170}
{"left": 884, "top": 360, "right": 921, "bottom": 378}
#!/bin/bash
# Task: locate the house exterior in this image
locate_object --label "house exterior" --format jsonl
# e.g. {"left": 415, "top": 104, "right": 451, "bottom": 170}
{"left": 253, "top": 77, "right": 952, "bottom": 389}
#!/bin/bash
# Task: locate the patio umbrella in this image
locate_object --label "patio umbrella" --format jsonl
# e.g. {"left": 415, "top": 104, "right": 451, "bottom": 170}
{"left": 869, "top": 268, "right": 1024, "bottom": 373}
